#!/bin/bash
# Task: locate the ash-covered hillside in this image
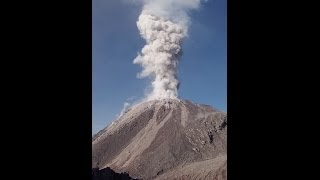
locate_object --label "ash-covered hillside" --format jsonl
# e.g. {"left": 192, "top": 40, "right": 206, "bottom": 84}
{"left": 92, "top": 99, "right": 227, "bottom": 180}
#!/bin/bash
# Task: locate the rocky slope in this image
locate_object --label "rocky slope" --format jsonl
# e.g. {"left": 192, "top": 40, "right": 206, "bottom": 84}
{"left": 92, "top": 99, "right": 227, "bottom": 180}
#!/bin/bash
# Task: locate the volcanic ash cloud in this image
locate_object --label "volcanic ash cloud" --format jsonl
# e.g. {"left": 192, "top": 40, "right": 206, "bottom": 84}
{"left": 133, "top": 0, "right": 204, "bottom": 101}
{"left": 134, "top": 14, "right": 185, "bottom": 100}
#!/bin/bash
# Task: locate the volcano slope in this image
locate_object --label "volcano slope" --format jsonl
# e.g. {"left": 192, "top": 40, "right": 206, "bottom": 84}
{"left": 92, "top": 99, "right": 227, "bottom": 180}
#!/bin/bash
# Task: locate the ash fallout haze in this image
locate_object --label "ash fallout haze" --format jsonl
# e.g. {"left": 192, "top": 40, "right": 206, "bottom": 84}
{"left": 93, "top": 0, "right": 226, "bottom": 134}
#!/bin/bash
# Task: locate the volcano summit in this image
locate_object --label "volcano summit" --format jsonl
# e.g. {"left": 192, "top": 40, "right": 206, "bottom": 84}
{"left": 92, "top": 99, "right": 227, "bottom": 180}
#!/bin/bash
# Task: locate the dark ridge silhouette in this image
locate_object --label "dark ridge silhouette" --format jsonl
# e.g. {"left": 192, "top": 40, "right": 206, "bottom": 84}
{"left": 92, "top": 167, "right": 138, "bottom": 180}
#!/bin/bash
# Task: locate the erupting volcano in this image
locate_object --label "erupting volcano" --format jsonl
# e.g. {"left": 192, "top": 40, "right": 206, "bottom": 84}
{"left": 93, "top": 0, "right": 226, "bottom": 179}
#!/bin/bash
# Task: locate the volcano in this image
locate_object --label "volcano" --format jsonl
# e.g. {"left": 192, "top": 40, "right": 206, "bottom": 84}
{"left": 92, "top": 99, "right": 227, "bottom": 180}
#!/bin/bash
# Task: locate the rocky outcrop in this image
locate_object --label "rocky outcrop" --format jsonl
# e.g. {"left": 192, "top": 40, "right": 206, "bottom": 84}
{"left": 92, "top": 167, "right": 138, "bottom": 180}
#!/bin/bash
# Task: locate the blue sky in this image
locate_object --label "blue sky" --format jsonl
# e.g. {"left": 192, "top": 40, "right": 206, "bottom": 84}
{"left": 93, "top": 0, "right": 226, "bottom": 134}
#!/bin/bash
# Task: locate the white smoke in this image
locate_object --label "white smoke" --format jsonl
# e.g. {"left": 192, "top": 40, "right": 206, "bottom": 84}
{"left": 118, "top": 102, "right": 131, "bottom": 118}
{"left": 116, "top": 96, "right": 140, "bottom": 118}
{"left": 133, "top": 0, "right": 205, "bottom": 101}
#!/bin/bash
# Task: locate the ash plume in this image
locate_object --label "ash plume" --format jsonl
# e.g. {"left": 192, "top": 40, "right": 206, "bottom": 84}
{"left": 133, "top": 0, "right": 205, "bottom": 101}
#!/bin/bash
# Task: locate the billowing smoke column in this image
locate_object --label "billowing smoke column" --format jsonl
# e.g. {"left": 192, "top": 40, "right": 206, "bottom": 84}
{"left": 134, "top": 14, "right": 185, "bottom": 100}
{"left": 133, "top": 0, "right": 204, "bottom": 101}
